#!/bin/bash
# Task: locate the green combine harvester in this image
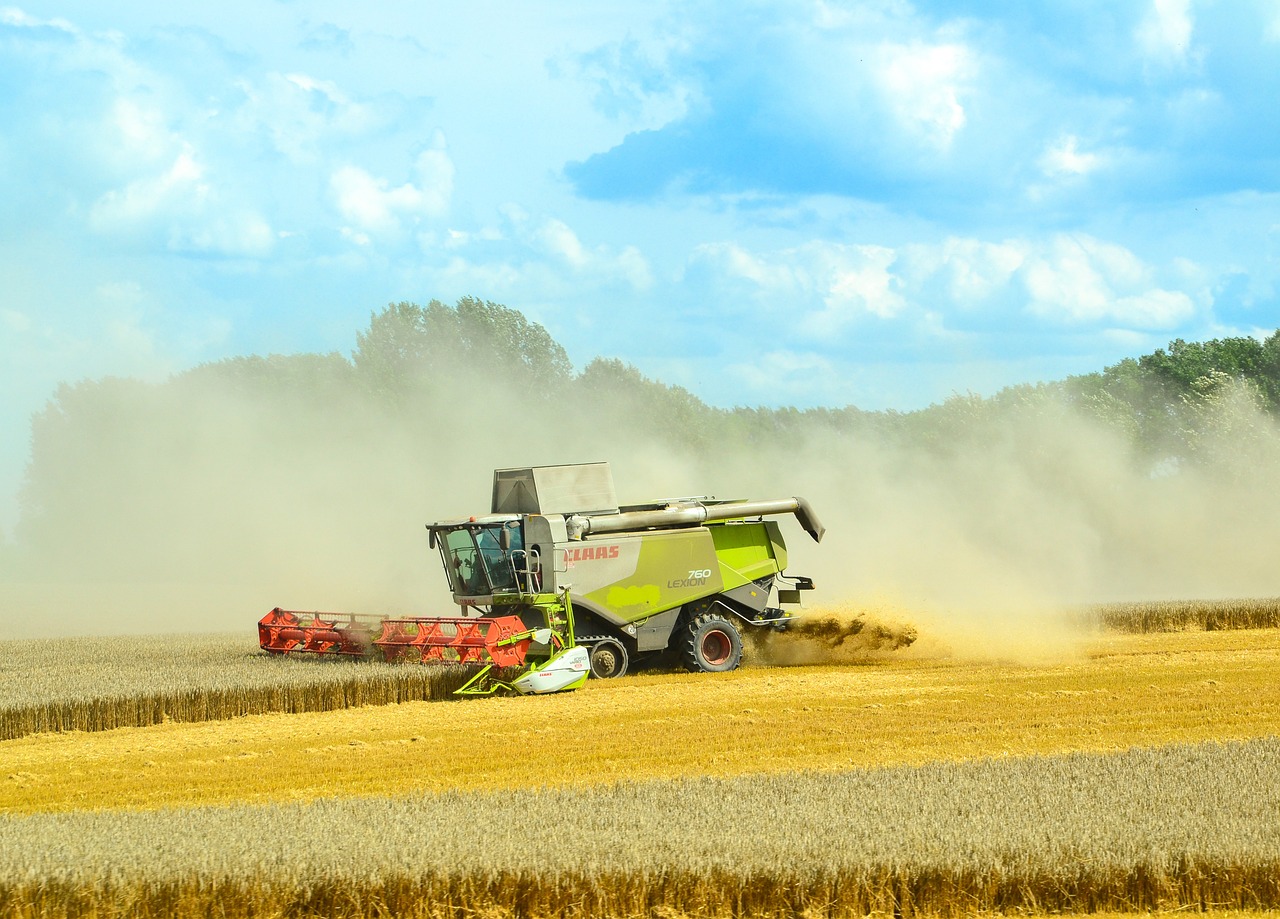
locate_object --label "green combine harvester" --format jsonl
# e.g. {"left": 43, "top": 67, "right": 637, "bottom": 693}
{"left": 259, "top": 462, "right": 823, "bottom": 694}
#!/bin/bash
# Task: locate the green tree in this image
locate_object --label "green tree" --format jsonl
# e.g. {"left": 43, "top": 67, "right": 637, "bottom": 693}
{"left": 1175, "top": 370, "right": 1274, "bottom": 476}
{"left": 352, "top": 301, "right": 434, "bottom": 402}
{"left": 1139, "top": 336, "right": 1267, "bottom": 404}
{"left": 353, "top": 298, "right": 572, "bottom": 404}
{"left": 180, "top": 352, "right": 356, "bottom": 402}
{"left": 573, "top": 358, "right": 726, "bottom": 454}
{"left": 1257, "top": 330, "right": 1280, "bottom": 409}
{"left": 451, "top": 296, "right": 573, "bottom": 386}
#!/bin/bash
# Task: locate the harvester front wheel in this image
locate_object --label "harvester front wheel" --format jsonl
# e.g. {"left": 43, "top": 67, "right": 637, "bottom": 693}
{"left": 681, "top": 613, "right": 742, "bottom": 673}
{"left": 588, "top": 639, "right": 629, "bottom": 679}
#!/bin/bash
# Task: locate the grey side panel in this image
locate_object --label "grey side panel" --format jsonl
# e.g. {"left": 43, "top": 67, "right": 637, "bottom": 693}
{"left": 522, "top": 515, "right": 554, "bottom": 593}
{"left": 569, "top": 599, "right": 682, "bottom": 652}
{"left": 722, "top": 578, "right": 774, "bottom": 613}
{"left": 635, "top": 608, "right": 681, "bottom": 652}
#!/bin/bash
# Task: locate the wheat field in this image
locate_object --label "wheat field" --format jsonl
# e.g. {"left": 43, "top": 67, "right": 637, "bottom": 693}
{"left": 4, "top": 628, "right": 1280, "bottom": 813}
{"left": 0, "top": 633, "right": 476, "bottom": 741}
{"left": 0, "top": 598, "right": 1274, "bottom": 744}
{"left": 1, "top": 737, "right": 1278, "bottom": 917}
{"left": 1087, "top": 597, "right": 1280, "bottom": 632}
{"left": 3, "top": 612, "right": 1280, "bottom": 917}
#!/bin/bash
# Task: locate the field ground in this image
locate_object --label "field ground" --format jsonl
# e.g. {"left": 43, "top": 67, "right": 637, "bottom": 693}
{"left": 2, "top": 736, "right": 1279, "bottom": 917}
{"left": 4, "top": 598, "right": 1275, "bottom": 743}
{"left": 4, "top": 627, "right": 1279, "bottom": 813}
{"left": 4, "top": 624, "right": 1280, "bottom": 917}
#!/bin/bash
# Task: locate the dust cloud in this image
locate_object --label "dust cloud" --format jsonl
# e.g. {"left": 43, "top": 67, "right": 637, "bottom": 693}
{"left": 681, "top": 387, "right": 1280, "bottom": 664}
{"left": 4, "top": 358, "right": 1280, "bottom": 662}
{"left": 747, "top": 604, "right": 918, "bottom": 668}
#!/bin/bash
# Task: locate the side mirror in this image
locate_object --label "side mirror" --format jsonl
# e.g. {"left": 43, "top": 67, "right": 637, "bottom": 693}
{"left": 499, "top": 527, "right": 511, "bottom": 551}
{"left": 428, "top": 528, "right": 438, "bottom": 549}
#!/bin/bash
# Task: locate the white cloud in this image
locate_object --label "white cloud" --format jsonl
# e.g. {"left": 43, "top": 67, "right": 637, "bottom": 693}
{"left": 332, "top": 140, "right": 454, "bottom": 238}
{"left": 340, "top": 226, "right": 372, "bottom": 247}
{"left": 818, "top": 245, "right": 905, "bottom": 325}
{"left": 613, "top": 246, "right": 654, "bottom": 290}
{"left": 1039, "top": 135, "right": 1104, "bottom": 178}
{"left": 1112, "top": 288, "right": 1197, "bottom": 327}
{"left": 106, "top": 97, "right": 182, "bottom": 170}
{"left": 691, "top": 241, "right": 905, "bottom": 333}
{"left": 759, "top": 10, "right": 980, "bottom": 175}
{"left": 237, "top": 72, "right": 380, "bottom": 162}
{"left": 91, "top": 145, "right": 209, "bottom": 226}
{"left": 96, "top": 282, "right": 160, "bottom": 364}
{"left": 690, "top": 242, "right": 801, "bottom": 298}
{"left": 0, "top": 17, "right": 283, "bottom": 261}
{"left": 1267, "top": 11, "right": 1280, "bottom": 44}
{"left": 529, "top": 217, "right": 652, "bottom": 288}
{"left": 169, "top": 214, "right": 275, "bottom": 258}
{"left": 89, "top": 145, "right": 275, "bottom": 258}
{"left": 0, "top": 7, "right": 73, "bottom": 33}
{"left": 1136, "top": 0, "right": 1195, "bottom": 67}
{"left": 690, "top": 232, "right": 1208, "bottom": 339}
{"left": 1024, "top": 245, "right": 1123, "bottom": 322}
{"left": 1023, "top": 235, "right": 1194, "bottom": 328}
{"left": 940, "top": 238, "right": 1027, "bottom": 304}
{"left": 537, "top": 219, "right": 588, "bottom": 268}
{"left": 284, "top": 73, "right": 350, "bottom": 102}
{"left": 900, "top": 237, "right": 1028, "bottom": 307}
{"left": 873, "top": 41, "right": 972, "bottom": 151}
{"left": 403, "top": 209, "right": 653, "bottom": 296}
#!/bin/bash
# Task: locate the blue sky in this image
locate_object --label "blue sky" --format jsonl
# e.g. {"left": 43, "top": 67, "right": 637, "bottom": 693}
{"left": 2, "top": 0, "right": 1279, "bottom": 531}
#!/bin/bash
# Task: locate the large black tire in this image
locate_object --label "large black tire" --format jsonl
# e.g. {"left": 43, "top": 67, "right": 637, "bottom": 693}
{"left": 680, "top": 613, "right": 743, "bottom": 673}
{"left": 588, "top": 639, "right": 629, "bottom": 679}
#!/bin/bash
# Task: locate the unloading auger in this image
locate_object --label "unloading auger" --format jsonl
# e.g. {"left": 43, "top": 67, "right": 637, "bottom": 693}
{"left": 258, "top": 462, "right": 823, "bottom": 695}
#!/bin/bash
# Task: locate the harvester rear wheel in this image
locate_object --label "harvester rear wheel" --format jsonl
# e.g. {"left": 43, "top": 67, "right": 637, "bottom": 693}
{"left": 588, "top": 639, "right": 629, "bottom": 679}
{"left": 680, "top": 613, "right": 742, "bottom": 673}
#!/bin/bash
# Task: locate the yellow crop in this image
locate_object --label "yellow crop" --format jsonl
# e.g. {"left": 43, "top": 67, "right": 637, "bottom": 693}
{"left": 0, "top": 633, "right": 473, "bottom": 741}
{"left": 0, "top": 598, "right": 1271, "bottom": 744}
{"left": 1088, "top": 597, "right": 1280, "bottom": 632}
{"left": 4, "top": 628, "right": 1279, "bottom": 814}
{"left": 4, "top": 618, "right": 1280, "bottom": 917}
{"left": 1, "top": 738, "right": 1278, "bottom": 917}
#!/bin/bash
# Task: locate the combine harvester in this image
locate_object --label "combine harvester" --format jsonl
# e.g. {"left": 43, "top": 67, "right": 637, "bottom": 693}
{"left": 259, "top": 463, "right": 823, "bottom": 695}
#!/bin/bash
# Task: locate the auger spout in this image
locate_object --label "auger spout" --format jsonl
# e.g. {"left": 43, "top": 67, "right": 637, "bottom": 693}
{"left": 567, "top": 496, "right": 824, "bottom": 543}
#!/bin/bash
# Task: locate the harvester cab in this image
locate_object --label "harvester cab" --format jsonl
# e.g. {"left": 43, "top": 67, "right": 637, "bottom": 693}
{"left": 431, "top": 519, "right": 537, "bottom": 597}
{"left": 259, "top": 462, "right": 823, "bottom": 695}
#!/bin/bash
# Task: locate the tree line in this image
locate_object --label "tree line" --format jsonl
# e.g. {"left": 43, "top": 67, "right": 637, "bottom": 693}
{"left": 6, "top": 296, "right": 1280, "bottom": 580}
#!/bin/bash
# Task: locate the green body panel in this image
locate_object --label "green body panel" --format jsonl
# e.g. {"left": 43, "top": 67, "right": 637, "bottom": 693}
{"left": 709, "top": 521, "right": 786, "bottom": 589}
{"left": 431, "top": 514, "right": 796, "bottom": 636}
{"left": 581, "top": 528, "right": 723, "bottom": 624}
{"left": 573, "top": 522, "right": 786, "bottom": 627}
